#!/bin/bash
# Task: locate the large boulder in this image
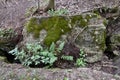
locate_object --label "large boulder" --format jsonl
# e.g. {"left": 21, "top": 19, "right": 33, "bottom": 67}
{"left": 21, "top": 12, "right": 106, "bottom": 63}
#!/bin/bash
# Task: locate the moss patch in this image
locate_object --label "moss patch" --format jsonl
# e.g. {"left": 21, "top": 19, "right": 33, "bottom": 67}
{"left": 26, "top": 16, "right": 71, "bottom": 46}
{"left": 98, "top": 30, "right": 106, "bottom": 51}
{"left": 70, "top": 14, "right": 98, "bottom": 27}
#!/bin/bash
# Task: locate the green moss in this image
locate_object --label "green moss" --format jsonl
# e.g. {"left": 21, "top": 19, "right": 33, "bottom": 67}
{"left": 71, "top": 15, "right": 83, "bottom": 25}
{"left": 26, "top": 16, "right": 70, "bottom": 46}
{"left": 99, "top": 31, "right": 106, "bottom": 51}
{"left": 103, "top": 19, "right": 108, "bottom": 26}
{"left": 70, "top": 15, "right": 89, "bottom": 27}
{"left": 90, "top": 28, "right": 106, "bottom": 51}
{"left": 71, "top": 14, "right": 98, "bottom": 27}
{"left": 26, "top": 17, "right": 38, "bottom": 33}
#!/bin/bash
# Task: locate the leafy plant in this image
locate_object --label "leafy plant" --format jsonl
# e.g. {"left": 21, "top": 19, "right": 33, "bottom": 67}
{"left": 57, "top": 41, "right": 65, "bottom": 52}
{"left": 75, "top": 49, "right": 86, "bottom": 67}
{"left": 47, "top": 9, "right": 68, "bottom": 16}
{"left": 61, "top": 55, "right": 73, "bottom": 61}
{"left": 9, "top": 42, "right": 57, "bottom": 67}
{"left": 9, "top": 42, "right": 65, "bottom": 67}
{"left": 64, "top": 77, "right": 69, "bottom": 80}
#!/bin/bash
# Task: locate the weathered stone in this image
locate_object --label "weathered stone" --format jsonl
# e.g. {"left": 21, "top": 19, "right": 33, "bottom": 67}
{"left": 111, "top": 34, "right": 120, "bottom": 55}
{"left": 73, "top": 15, "right": 106, "bottom": 63}
{"left": 106, "top": 16, "right": 120, "bottom": 56}
{"left": 0, "top": 56, "right": 7, "bottom": 62}
{"left": 21, "top": 13, "right": 106, "bottom": 63}
{"left": 0, "top": 0, "right": 119, "bottom": 28}
{"left": 113, "top": 57, "right": 120, "bottom": 75}
{"left": 0, "top": 67, "right": 120, "bottom": 80}
{"left": 0, "top": 28, "right": 23, "bottom": 55}
{"left": 109, "top": 16, "right": 120, "bottom": 75}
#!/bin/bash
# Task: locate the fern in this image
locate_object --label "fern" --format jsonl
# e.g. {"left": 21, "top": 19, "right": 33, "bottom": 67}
{"left": 57, "top": 41, "right": 65, "bottom": 51}
{"left": 9, "top": 42, "right": 57, "bottom": 67}
{"left": 61, "top": 55, "right": 73, "bottom": 61}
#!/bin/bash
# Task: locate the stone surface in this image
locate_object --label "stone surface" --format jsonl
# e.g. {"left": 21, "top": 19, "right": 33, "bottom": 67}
{"left": 109, "top": 16, "right": 120, "bottom": 76}
{"left": 0, "top": 28, "right": 23, "bottom": 55}
{"left": 113, "top": 57, "right": 120, "bottom": 75}
{"left": 0, "top": 66, "right": 120, "bottom": 80}
{"left": 107, "top": 16, "right": 120, "bottom": 56}
{"left": 0, "top": 0, "right": 36, "bottom": 28}
{"left": 0, "top": 0, "right": 119, "bottom": 28}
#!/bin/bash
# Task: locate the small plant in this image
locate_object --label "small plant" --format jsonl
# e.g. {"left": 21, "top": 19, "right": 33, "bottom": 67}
{"left": 64, "top": 77, "right": 69, "bottom": 80}
{"left": 57, "top": 41, "right": 65, "bottom": 52}
{"left": 61, "top": 55, "right": 73, "bottom": 61}
{"left": 47, "top": 9, "right": 68, "bottom": 16}
{"left": 75, "top": 49, "right": 86, "bottom": 67}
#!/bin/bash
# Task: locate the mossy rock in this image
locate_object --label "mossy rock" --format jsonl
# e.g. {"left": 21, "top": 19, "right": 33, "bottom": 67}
{"left": 0, "top": 28, "right": 22, "bottom": 55}
{"left": 25, "top": 13, "right": 98, "bottom": 46}
{"left": 24, "top": 13, "right": 106, "bottom": 63}
{"left": 0, "top": 28, "right": 16, "bottom": 52}
{"left": 110, "top": 34, "right": 120, "bottom": 55}
{"left": 106, "top": 15, "right": 120, "bottom": 56}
